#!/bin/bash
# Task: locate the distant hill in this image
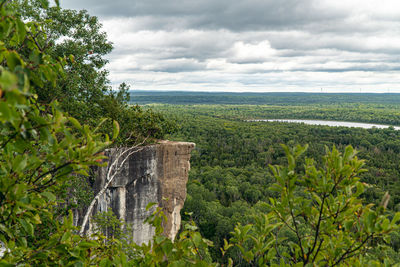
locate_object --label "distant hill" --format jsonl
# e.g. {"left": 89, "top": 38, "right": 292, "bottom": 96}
{"left": 130, "top": 91, "right": 400, "bottom": 105}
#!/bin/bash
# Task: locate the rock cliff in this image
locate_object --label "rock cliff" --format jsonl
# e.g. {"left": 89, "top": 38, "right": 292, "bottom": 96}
{"left": 75, "top": 141, "right": 195, "bottom": 244}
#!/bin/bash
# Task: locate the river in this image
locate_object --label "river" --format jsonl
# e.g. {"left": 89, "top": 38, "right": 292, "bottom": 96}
{"left": 250, "top": 119, "right": 400, "bottom": 130}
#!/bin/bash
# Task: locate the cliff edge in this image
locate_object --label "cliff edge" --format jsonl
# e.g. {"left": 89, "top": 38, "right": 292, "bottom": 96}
{"left": 77, "top": 141, "right": 195, "bottom": 244}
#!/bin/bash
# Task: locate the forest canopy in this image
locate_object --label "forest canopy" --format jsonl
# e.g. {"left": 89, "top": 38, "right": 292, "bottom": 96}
{"left": 152, "top": 104, "right": 400, "bottom": 265}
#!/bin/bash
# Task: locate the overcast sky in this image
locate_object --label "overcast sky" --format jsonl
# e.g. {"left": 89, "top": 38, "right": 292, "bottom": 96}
{"left": 62, "top": 0, "right": 400, "bottom": 92}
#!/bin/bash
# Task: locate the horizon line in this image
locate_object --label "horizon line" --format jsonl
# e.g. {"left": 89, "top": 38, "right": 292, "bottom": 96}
{"left": 129, "top": 90, "right": 400, "bottom": 94}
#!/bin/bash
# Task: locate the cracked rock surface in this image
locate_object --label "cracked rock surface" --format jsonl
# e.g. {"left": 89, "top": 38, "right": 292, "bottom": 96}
{"left": 75, "top": 141, "right": 195, "bottom": 245}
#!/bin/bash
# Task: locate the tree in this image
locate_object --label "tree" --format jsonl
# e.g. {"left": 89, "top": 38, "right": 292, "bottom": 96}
{"left": 225, "top": 145, "right": 400, "bottom": 266}
{"left": 0, "top": 1, "right": 126, "bottom": 264}
{"left": 0, "top": 2, "right": 209, "bottom": 265}
{"left": 10, "top": 0, "right": 175, "bottom": 144}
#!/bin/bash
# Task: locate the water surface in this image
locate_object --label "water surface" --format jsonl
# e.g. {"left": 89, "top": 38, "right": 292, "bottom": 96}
{"left": 250, "top": 119, "right": 400, "bottom": 130}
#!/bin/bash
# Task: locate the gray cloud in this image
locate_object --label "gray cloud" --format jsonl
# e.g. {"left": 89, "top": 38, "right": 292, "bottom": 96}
{"left": 63, "top": 0, "right": 348, "bottom": 31}
{"left": 62, "top": 0, "right": 400, "bottom": 92}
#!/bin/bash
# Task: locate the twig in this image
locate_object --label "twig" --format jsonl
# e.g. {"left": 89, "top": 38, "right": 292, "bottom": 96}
{"left": 79, "top": 138, "right": 147, "bottom": 236}
{"left": 288, "top": 200, "right": 305, "bottom": 262}
{"left": 332, "top": 234, "right": 372, "bottom": 266}
{"left": 305, "top": 193, "right": 327, "bottom": 264}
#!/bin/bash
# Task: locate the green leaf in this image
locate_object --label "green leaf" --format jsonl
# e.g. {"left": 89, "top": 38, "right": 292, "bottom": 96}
{"left": 146, "top": 202, "right": 157, "bottom": 210}
{"left": 41, "top": 191, "right": 56, "bottom": 202}
{"left": 0, "top": 224, "right": 13, "bottom": 238}
{"left": 17, "top": 236, "right": 27, "bottom": 248}
{"left": 99, "top": 258, "right": 111, "bottom": 267}
{"left": 61, "top": 231, "right": 72, "bottom": 243}
{"left": 0, "top": 261, "right": 14, "bottom": 267}
{"left": 155, "top": 235, "right": 165, "bottom": 244}
{"left": 34, "top": 252, "right": 49, "bottom": 260}
{"left": 6, "top": 51, "right": 23, "bottom": 71}
{"left": 79, "top": 241, "right": 98, "bottom": 249}
{"left": 112, "top": 120, "right": 120, "bottom": 140}
{"left": 18, "top": 219, "right": 34, "bottom": 237}
{"left": 0, "top": 102, "right": 11, "bottom": 121}
{"left": 355, "top": 181, "right": 364, "bottom": 197}
{"left": 93, "top": 118, "right": 108, "bottom": 133}
{"left": 75, "top": 169, "right": 89, "bottom": 176}
{"left": 381, "top": 218, "right": 390, "bottom": 231}
{"left": 192, "top": 232, "right": 203, "bottom": 247}
{"left": 391, "top": 212, "right": 400, "bottom": 225}
{"left": 15, "top": 19, "right": 26, "bottom": 42}
{"left": 161, "top": 241, "right": 173, "bottom": 255}
{"left": 13, "top": 155, "right": 27, "bottom": 173}
{"left": 243, "top": 251, "right": 254, "bottom": 261}
{"left": 69, "top": 117, "right": 82, "bottom": 130}
{"left": 0, "top": 70, "right": 18, "bottom": 91}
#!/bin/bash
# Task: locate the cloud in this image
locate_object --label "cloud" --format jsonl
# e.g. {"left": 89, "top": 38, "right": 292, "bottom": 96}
{"left": 61, "top": 0, "right": 400, "bottom": 92}
{"left": 63, "top": 0, "right": 347, "bottom": 31}
{"left": 229, "top": 41, "right": 276, "bottom": 64}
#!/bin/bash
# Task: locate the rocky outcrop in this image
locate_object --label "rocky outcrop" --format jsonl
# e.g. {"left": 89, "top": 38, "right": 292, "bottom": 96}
{"left": 76, "top": 141, "right": 195, "bottom": 244}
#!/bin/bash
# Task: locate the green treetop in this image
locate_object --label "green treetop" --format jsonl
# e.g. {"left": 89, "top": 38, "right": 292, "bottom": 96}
{"left": 8, "top": 0, "right": 175, "bottom": 144}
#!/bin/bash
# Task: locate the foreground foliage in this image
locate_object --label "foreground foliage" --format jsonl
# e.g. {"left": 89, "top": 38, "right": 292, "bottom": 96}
{"left": 0, "top": 1, "right": 117, "bottom": 264}
{"left": 0, "top": 2, "right": 208, "bottom": 265}
{"left": 225, "top": 145, "right": 400, "bottom": 266}
{"left": 10, "top": 0, "right": 175, "bottom": 143}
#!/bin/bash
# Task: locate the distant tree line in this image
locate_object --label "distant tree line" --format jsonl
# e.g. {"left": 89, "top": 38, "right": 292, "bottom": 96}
{"left": 131, "top": 91, "right": 400, "bottom": 106}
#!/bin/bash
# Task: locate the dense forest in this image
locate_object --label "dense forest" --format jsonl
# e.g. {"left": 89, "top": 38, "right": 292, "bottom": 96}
{"left": 131, "top": 90, "right": 400, "bottom": 106}
{"left": 150, "top": 103, "right": 400, "bottom": 264}
{"left": 2, "top": 1, "right": 400, "bottom": 266}
{"left": 146, "top": 102, "right": 400, "bottom": 126}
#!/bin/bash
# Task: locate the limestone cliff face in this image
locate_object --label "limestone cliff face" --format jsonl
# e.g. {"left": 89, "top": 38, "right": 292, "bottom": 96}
{"left": 77, "top": 141, "right": 195, "bottom": 244}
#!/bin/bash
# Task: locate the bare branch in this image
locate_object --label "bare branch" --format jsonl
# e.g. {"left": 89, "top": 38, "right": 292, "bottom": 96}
{"left": 332, "top": 234, "right": 373, "bottom": 266}
{"left": 288, "top": 199, "right": 305, "bottom": 262}
{"left": 306, "top": 193, "right": 327, "bottom": 264}
{"left": 79, "top": 138, "right": 147, "bottom": 236}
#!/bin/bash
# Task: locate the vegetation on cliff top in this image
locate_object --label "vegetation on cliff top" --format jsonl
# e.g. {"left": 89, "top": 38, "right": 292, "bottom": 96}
{"left": 0, "top": 1, "right": 209, "bottom": 265}
{"left": 9, "top": 0, "right": 175, "bottom": 144}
